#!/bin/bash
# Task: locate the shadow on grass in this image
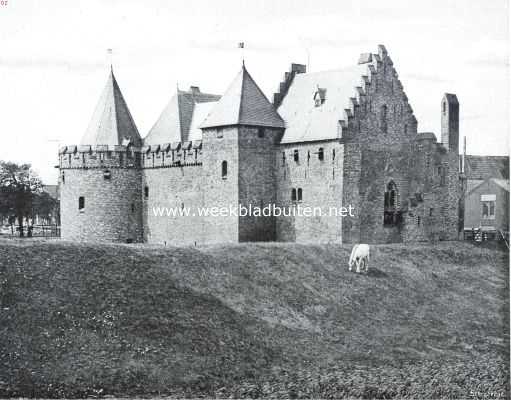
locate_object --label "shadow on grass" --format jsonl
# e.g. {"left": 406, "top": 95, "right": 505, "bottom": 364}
{"left": 367, "top": 267, "right": 388, "bottom": 278}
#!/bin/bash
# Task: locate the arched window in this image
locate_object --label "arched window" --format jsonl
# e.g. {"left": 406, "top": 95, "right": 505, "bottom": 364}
{"left": 383, "top": 181, "right": 399, "bottom": 227}
{"left": 291, "top": 188, "right": 297, "bottom": 202}
{"left": 380, "top": 105, "right": 387, "bottom": 133}
{"left": 297, "top": 188, "right": 303, "bottom": 201}
{"left": 221, "top": 161, "right": 228, "bottom": 179}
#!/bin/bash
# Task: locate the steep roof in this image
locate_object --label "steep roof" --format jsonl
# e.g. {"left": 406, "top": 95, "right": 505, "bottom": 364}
{"left": 80, "top": 69, "right": 142, "bottom": 146}
{"left": 145, "top": 87, "right": 220, "bottom": 144}
{"left": 201, "top": 65, "right": 285, "bottom": 129}
{"left": 468, "top": 178, "right": 509, "bottom": 195}
{"left": 464, "top": 155, "right": 509, "bottom": 180}
{"left": 278, "top": 64, "right": 367, "bottom": 143}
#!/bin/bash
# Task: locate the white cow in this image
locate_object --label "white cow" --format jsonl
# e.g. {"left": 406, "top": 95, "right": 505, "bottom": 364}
{"left": 348, "top": 244, "right": 370, "bottom": 273}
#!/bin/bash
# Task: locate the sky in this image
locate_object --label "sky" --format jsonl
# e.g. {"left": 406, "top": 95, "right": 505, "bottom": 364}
{"left": 0, "top": 0, "right": 509, "bottom": 184}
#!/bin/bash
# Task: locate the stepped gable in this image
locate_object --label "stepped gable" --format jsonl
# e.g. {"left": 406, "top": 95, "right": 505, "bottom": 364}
{"left": 145, "top": 86, "right": 220, "bottom": 144}
{"left": 277, "top": 64, "right": 367, "bottom": 143}
{"left": 278, "top": 44, "right": 416, "bottom": 144}
{"left": 200, "top": 64, "right": 285, "bottom": 129}
{"left": 80, "top": 68, "right": 142, "bottom": 146}
{"left": 464, "top": 155, "right": 509, "bottom": 180}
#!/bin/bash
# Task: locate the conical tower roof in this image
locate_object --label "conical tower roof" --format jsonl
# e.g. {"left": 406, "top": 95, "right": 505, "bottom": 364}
{"left": 201, "top": 65, "right": 285, "bottom": 129}
{"left": 80, "top": 69, "right": 142, "bottom": 146}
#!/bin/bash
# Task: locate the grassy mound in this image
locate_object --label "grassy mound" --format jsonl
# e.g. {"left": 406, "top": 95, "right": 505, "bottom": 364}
{"left": 0, "top": 240, "right": 508, "bottom": 398}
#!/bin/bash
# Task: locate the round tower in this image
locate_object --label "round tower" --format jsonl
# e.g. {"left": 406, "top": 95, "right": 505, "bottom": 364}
{"left": 59, "top": 69, "right": 144, "bottom": 243}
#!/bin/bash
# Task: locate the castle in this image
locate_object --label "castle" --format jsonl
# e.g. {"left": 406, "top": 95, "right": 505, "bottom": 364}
{"left": 59, "top": 45, "right": 461, "bottom": 244}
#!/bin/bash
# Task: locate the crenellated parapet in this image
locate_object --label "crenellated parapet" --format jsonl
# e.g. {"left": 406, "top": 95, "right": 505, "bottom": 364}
{"left": 141, "top": 140, "right": 203, "bottom": 169}
{"left": 59, "top": 140, "right": 204, "bottom": 171}
{"left": 59, "top": 144, "right": 143, "bottom": 170}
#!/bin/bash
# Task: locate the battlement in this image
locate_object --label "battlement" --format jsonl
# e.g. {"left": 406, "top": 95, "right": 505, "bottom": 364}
{"left": 59, "top": 144, "right": 143, "bottom": 169}
{"left": 59, "top": 141, "right": 203, "bottom": 170}
{"left": 141, "top": 140, "right": 203, "bottom": 169}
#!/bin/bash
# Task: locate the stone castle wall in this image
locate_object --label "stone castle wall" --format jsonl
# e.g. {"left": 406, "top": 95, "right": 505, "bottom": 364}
{"left": 59, "top": 146, "right": 143, "bottom": 243}
{"left": 275, "top": 140, "right": 345, "bottom": 243}
{"left": 59, "top": 45, "right": 461, "bottom": 245}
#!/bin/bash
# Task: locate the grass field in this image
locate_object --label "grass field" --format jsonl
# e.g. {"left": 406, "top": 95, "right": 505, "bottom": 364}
{"left": 0, "top": 239, "right": 508, "bottom": 398}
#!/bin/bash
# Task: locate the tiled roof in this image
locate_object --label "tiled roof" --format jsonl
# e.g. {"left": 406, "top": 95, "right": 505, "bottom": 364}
{"left": 464, "top": 155, "right": 509, "bottom": 180}
{"left": 493, "top": 179, "right": 510, "bottom": 192}
{"left": 467, "top": 178, "right": 509, "bottom": 195}
{"left": 467, "top": 179, "right": 484, "bottom": 193}
{"left": 278, "top": 64, "right": 367, "bottom": 143}
{"left": 201, "top": 65, "right": 285, "bottom": 129}
{"left": 80, "top": 69, "right": 142, "bottom": 146}
{"left": 145, "top": 87, "right": 220, "bottom": 144}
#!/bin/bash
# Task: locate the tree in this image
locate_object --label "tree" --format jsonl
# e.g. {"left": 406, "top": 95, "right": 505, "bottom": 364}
{"left": 0, "top": 161, "right": 43, "bottom": 237}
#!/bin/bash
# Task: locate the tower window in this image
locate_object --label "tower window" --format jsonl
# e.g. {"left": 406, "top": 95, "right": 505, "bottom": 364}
{"left": 144, "top": 186, "right": 149, "bottom": 199}
{"left": 318, "top": 148, "right": 324, "bottom": 161}
{"left": 291, "top": 188, "right": 297, "bottom": 202}
{"left": 404, "top": 124, "right": 408, "bottom": 134}
{"left": 131, "top": 203, "right": 135, "bottom": 213}
{"left": 293, "top": 149, "right": 299, "bottom": 162}
{"left": 61, "top": 171, "right": 65, "bottom": 184}
{"left": 221, "top": 160, "right": 228, "bottom": 179}
{"left": 78, "top": 196, "right": 85, "bottom": 212}
{"left": 417, "top": 216, "right": 421, "bottom": 226}
{"left": 380, "top": 105, "right": 387, "bottom": 133}
{"left": 257, "top": 127, "right": 265, "bottom": 138}
{"left": 297, "top": 188, "right": 303, "bottom": 202}
{"left": 442, "top": 101, "right": 446, "bottom": 115}
{"left": 383, "top": 181, "right": 399, "bottom": 226}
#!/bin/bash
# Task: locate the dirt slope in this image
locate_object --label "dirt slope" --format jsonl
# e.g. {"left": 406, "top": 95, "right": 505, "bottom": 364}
{"left": 0, "top": 240, "right": 508, "bottom": 398}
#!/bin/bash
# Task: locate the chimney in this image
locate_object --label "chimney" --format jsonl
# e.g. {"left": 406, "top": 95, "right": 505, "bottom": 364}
{"left": 441, "top": 93, "right": 459, "bottom": 152}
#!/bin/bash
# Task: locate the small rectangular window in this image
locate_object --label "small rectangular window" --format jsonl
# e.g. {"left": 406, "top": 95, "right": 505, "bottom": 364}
{"left": 257, "top": 127, "right": 265, "bottom": 138}
{"left": 216, "top": 129, "right": 223, "bottom": 138}
{"left": 144, "top": 186, "right": 149, "bottom": 199}
{"left": 291, "top": 188, "right": 297, "bottom": 202}
{"left": 281, "top": 152, "right": 286, "bottom": 166}
{"left": 78, "top": 196, "right": 85, "bottom": 212}
{"left": 482, "top": 200, "right": 496, "bottom": 219}
{"left": 297, "top": 188, "right": 302, "bottom": 201}
{"left": 293, "top": 149, "right": 299, "bottom": 162}
{"left": 318, "top": 148, "right": 324, "bottom": 161}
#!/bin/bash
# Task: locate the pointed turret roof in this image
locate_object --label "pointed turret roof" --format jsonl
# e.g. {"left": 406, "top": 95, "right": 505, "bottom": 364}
{"left": 80, "top": 69, "right": 142, "bottom": 146}
{"left": 201, "top": 65, "right": 285, "bottom": 129}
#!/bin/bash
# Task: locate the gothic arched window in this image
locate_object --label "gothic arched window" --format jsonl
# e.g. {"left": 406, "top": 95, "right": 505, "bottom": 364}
{"left": 384, "top": 181, "right": 400, "bottom": 227}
